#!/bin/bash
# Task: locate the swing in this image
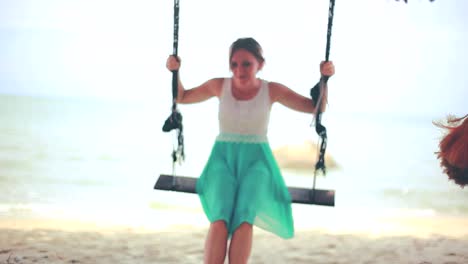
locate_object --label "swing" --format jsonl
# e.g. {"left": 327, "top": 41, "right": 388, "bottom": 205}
{"left": 155, "top": 0, "right": 336, "bottom": 207}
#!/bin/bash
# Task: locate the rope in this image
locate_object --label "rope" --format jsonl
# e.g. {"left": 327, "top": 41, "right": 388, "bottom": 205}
{"left": 310, "top": 0, "right": 335, "bottom": 199}
{"left": 162, "top": 0, "right": 184, "bottom": 174}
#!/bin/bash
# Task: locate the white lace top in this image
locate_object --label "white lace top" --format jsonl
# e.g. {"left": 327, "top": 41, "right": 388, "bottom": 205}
{"left": 217, "top": 78, "right": 271, "bottom": 143}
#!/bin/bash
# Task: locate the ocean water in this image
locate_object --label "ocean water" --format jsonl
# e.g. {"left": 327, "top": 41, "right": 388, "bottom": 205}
{"left": 0, "top": 94, "right": 466, "bottom": 227}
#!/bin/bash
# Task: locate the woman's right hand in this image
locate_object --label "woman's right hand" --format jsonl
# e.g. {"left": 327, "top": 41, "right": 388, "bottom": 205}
{"left": 166, "top": 55, "right": 181, "bottom": 71}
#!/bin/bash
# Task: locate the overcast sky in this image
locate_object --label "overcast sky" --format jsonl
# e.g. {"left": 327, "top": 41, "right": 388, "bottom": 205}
{"left": 0, "top": 0, "right": 466, "bottom": 116}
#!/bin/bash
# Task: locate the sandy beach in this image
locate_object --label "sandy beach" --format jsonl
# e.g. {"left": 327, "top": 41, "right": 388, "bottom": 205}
{"left": 1, "top": 211, "right": 468, "bottom": 264}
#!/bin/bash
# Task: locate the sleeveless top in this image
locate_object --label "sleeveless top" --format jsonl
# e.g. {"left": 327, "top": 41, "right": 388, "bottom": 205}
{"left": 217, "top": 78, "right": 271, "bottom": 143}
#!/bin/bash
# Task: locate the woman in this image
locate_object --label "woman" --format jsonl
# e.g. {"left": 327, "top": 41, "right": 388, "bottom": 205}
{"left": 166, "top": 37, "right": 335, "bottom": 264}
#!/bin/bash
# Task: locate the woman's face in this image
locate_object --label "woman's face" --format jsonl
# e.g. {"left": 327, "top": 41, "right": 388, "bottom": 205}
{"left": 230, "top": 49, "right": 263, "bottom": 84}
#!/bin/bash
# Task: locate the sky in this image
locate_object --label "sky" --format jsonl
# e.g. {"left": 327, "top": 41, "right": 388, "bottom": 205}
{"left": 0, "top": 0, "right": 466, "bottom": 116}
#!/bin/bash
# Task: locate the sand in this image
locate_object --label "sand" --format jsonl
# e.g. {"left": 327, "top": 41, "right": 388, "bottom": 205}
{"left": 1, "top": 212, "right": 468, "bottom": 264}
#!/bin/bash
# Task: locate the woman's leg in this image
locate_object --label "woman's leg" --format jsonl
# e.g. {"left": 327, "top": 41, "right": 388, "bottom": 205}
{"left": 204, "top": 220, "right": 229, "bottom": 264}
{"left": 228, "top": 222, "right": 253, "bottom": 264}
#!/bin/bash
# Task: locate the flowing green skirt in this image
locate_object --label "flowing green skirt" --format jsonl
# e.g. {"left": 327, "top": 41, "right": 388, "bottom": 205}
{"left": 196, "top": 135, "right": 294, "bottom": 239}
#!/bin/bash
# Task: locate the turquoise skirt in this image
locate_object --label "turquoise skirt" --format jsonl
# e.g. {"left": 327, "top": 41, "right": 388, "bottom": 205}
{"left": 196, "top": 134, "right": 294, "bottom": 239}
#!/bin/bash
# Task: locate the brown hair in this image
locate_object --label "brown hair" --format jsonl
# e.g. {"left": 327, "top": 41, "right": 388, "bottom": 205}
{"left": 229, "top": 38, "right": 265, "bottom": 64}
{"left": 434, "top": 114, "right": 468, "bottom": 187}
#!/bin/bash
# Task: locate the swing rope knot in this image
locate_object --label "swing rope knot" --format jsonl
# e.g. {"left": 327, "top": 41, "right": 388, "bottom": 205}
{"left": 310, "top": 82, "right": 328, "bottom": 176}
{"left": 162, "top": 110, "right": 183, "bottom": 133}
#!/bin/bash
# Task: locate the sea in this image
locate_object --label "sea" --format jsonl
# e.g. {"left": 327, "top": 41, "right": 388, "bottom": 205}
{"left": 0, "top": 94, "right": 466, "bottom": 229}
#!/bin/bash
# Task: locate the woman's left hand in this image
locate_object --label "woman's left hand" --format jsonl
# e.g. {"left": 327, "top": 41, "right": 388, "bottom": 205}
{"left": 320, "top": 61, "right": 335, "bottom": 77}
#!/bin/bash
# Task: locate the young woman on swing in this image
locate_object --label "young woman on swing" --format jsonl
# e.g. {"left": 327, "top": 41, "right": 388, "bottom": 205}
{"left": 166, "top": 37, "right": 335, "bottom": 264}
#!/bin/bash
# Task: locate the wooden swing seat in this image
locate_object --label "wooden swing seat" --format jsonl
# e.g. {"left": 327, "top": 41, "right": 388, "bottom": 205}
{"left": 155, "top": 174, "right": 335, "bottom": 206}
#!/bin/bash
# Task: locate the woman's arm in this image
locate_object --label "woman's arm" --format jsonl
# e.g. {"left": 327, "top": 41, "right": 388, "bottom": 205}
{"left": 269, "top": 61, "right": 334, "bottom": 114}
{"left": 166, "top": 55, "right": 222, "bottom": 104}
{"left": 270, "top": 82, "right": 326, "bottom": 113}
{"left": 175, "top": 76, "right": 222, "bottom": 104}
